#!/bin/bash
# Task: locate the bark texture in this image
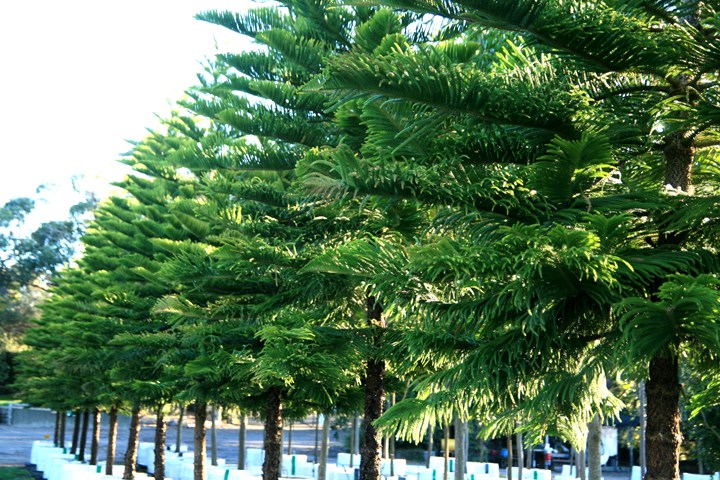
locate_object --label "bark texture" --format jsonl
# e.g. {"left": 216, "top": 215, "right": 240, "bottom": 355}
{"left": 645, "top": 355, "right": 681, "bottom": 480}
{"left": 263, "top": 387, "right": 283, "bottom": 480}
{"left": 155, "top": 408, "right": 167, "bottom": 480}
{"left": 123, "top": 406, "right": 141, "bottom": 480}
{"left": 359, "top": 295, "right": 385, "bottom": 480}
{"left": 71, "top": 410, "right": 80, "bottom": 455}
{"left": 238, "top": 414, "right": 247, "bottom": 470}
{"left": 59, "top": 413, "right": 66, "bottom": 449}
{"left": 107, "top": 406, "right": 119, "bottom": 476}
{"left": 90, "top": 408, "right": 101, "bottom": 465}
{"left": 588, "top": 415, "right": 602, "bottom": 480}
{"left": 78, "top": 410, "right": 89, "bottom": 462}
{"left": 318, "top": 414, "right": 330, "bottom": 480}
{"left": 176, "top": 405, "right": 185, "bottom": 453}
{"left": 194, "top": 403, "right": 207, "bottom": 480}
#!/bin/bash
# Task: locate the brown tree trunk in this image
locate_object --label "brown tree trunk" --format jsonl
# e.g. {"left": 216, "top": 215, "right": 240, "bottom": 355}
{"left": 54, "top": 411, "right": 60, "bottom": 446}
{"left": 360, "top": 295, "right": 385, "bottom": 480}
{"left": 155, "top": 407, "right": 167, "bottom": 480}
{"left": 194, "top": 402, "right": 208, "bottom": 480}
{"left": 71, "top": 410, "right": 80, "bottom": 455}
{"left": 107, "top": 406, "right": 119, "bottom": 476}
{"left": 78, "top": 409, "right": 89, "bottom": 462}
{"left": 263, "top": 387, "right": 283, "bottom": 480}
{"left": 123, "top": 406, "right": 142, "bottom": 480}
{"left": 90, "top": 408, "right": 101, "bottom": 465}
{"left": 645, "top": 355, "right": 681, "bottom": 480}
{"left": 176, "top": 404, "right": 185, "bottom": 453}
{"left": 59, "top": 413, "right": 66, "bottom": 449}
{"left": 507, "top": 436, "right": 513, "bottom": 480}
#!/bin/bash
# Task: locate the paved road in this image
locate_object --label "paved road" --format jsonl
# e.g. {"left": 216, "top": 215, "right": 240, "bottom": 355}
{"left": 0, "top": 416, "right": 334, "bottom": 467}
{"left": 0, "top": 417, "right": 631, "bottom": 480}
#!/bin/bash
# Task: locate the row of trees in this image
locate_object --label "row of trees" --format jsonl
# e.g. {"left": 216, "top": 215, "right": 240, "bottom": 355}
{"left": 15, "top": 1, "right": 720, "bottom": 480}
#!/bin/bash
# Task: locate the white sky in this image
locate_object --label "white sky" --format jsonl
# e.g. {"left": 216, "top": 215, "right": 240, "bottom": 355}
{"left": 0, "top": 0, "right": 254, "bottom": 225}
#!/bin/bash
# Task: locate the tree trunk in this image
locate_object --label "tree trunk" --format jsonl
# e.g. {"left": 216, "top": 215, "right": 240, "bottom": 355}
{"left": 577, "top": 450, "right": 586, "bottom": 480}
{"left": 238, "top": 414, "right": 247, "bottom": 470}
{"left": 516, "top": 431, "right": 524, "bottom": 480}
{"left": 155, "top": 407, "right": 167, "bottom": 480}
{"left": 360, "top": 295, "right": 385, "bottom": 480}
{"left": 71, "top": 410, "right": 80, "bottom": 455}
{"left": 444, "top": 424, "right": 450, "bottom": 480}
{"left": 507, "top": 436, "right": 513, "bottom": 480}
{"left": 194, "top": 402, "right": 208, "bottom": 480}
{"left": 318, "top": 413, "right": 331, "bottom": 480}
{"left": 645, "top": 355, "right": 681, "bottom": 480}
{"left": 426, "top": 424, "right": 434, "bottom": 469}
{"left": 90, "top": 408, "right": 101, "bottom": 465}
{"left": 350, "top": 417, "right": 357, "bottom": 467}
{"left": 54, "top": 411, "right": 60, "bottom": 446}
{"left": 211, "top": 404, "right": 218, "bottom": 466}
{"left": 59, "top": 413, "right": 66, "bottom": 449}
{"left": 107, "top": 406, "right": 119, "bottom": 476}
{"left": 287, "top": 421, "right": 293, "bottom": 455}
{"left": 263, "top": 387, "right": 283, "bottom": 480}
{"left": 314, "top": 413, "right": 320, "bottom": 463}
{"left": 79, "top": 409, "right": 89, "bottom": 462}
{"left": 588, "top": 415, "right": 602, "bottom": 480}
{"left": 123, "top": 406, "right": 142, "bottom": 480}
{"left": 454, "top": 417, "right": 466, "bottom": 480}
{"left": 639, "top": 381, "right": 647, "bottom": 476}
{"left": 176, "top": 404, "right": 185, "bottom": 453}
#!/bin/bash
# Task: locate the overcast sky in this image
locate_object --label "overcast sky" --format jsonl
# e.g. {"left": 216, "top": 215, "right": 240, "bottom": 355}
{"left": 0, "top": 0, "right": 253, "bottom": 224}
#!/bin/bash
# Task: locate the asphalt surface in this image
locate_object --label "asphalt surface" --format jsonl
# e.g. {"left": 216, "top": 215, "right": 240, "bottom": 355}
{"left": 0, "top": 418, "right": 632, "bottom": 480}
{"left": 0, "top": 416, "right": 332, "bottom": 467}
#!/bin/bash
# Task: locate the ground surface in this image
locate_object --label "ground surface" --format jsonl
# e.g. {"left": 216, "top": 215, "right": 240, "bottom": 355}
{"left": 0, "top": 419, "right": 631, "bottom": 480}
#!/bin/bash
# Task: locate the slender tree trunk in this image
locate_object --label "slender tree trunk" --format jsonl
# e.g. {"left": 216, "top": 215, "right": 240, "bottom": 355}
{"left": 59, "top": 413, "right": 66, "bottom": 449}
{"left": 645, "top": 355, "right": 681, "bottom": 480}
{"left": 427, "top": 425, "right": 434, "bottom": 469}
{"left": 123, "top": 406, "right": 142, "bottom": 480}
{"left": 194, "top": 402, "right": 208, "bottom": 480}
{"left": 360, "top": 295, "right": 385, "bottom": 480}
{"left": 176, "top": 404, "right": 185, "bottom": 453}
{"left": 350, "top": 417, "right": 357, "bottom": 467}
{"left": 577, "top": 450, "right": 586, "bottom": 480}
{"left": 79, "top": 409, "right": 89, "bottom": 462}
{"left": 71, "top": 410, "right": 80, "bottom": 455}
{"left": 54, "top": 411, "right": 60, "bottom": 446}
{"left": 90, "top": 408, "right": 101, "bottom": 465}
{"left": 263, "top": 387, "right": 283, "bottom": 480}
{"left": 211, "top": 404, "right": 218, "bottom": 466}
{"left": 238, "top": 414, "right": 247, "bottom": 470}
{"left": 314, "top": 413, "right": 320, "bottom": 463}
{"left": 318, "top": 413, "right": 331, "bottom": 480}
{"left": 443, "top": 424, "right": 450, "bottom": 480}
{"left": 155, "top": 407, "right": 166, "bottom": 480}
{"left": 588, "top": 415, "right": 602, "bottom": 480}
{"left": 639, "top": 382, "right": 647, "bottom": 476}
{"left": 454, "top": 417, "right": 466, "bottom": 480}
{"left": 507, "top": 436, "right": 513, "bottom": 480}
{"left": 287, "top": 421, "right": 293, "bottom": 455}
{"left": 516, "top": 431, "right": 524, "bottom": 480}
{"left": 107, "top": 406, "right": 119, "bottom": 476}
{"left": 354, "top": 416, "right": 361, "bottom": 456}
